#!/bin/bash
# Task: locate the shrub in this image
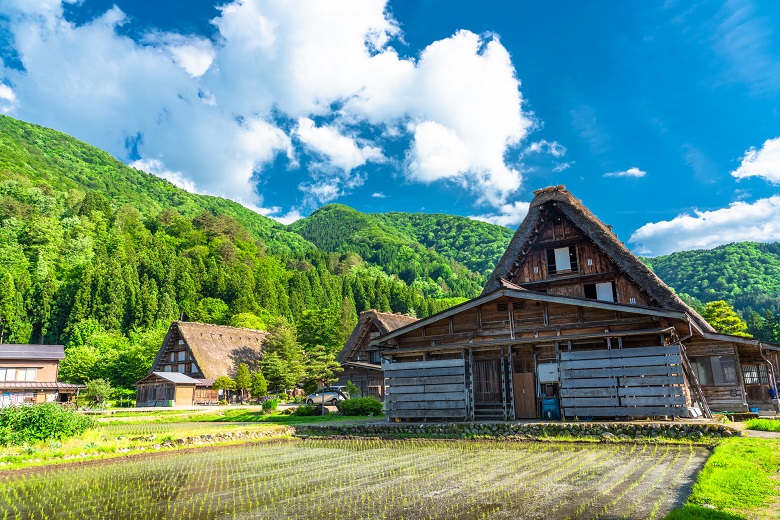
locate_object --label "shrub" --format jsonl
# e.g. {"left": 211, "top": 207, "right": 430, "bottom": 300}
{"left": 337, "top": 397, "right": 383, "bottom": 416}
{"left": 261, "top": 398, "right": 280, "bottom": 412}
{"left": 292, "top": 404, "right": 318, "bottom": 416}
{"left": 218, "top": 400, "right": 229, "bottom": 406}
{"left": 0, "top": 403, "right": 95, "bottom": 446}
{"left": 345, "top": 381, "right": 360, "bottom": 398}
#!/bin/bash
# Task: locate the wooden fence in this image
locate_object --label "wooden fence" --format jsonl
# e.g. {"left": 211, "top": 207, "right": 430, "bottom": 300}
{"left": 560, "top": 345, "right": 687, "bottom": 418}
{"left": 384, "top": 359, "right": 467, "bottom": 420}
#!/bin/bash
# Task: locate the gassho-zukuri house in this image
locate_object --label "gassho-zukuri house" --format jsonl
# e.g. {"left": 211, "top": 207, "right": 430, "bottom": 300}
{"left": 135, "top": 322, "right": 266, "bottom": 407}
{"left": 336, "top": 310, "right": 418, "bottom": 401}
{"left": 370, "top": 186, "right": 780, "bottom": 421}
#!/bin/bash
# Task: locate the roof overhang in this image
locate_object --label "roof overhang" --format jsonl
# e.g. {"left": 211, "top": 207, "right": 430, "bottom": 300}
{"left": 371, "top": 288, "right": 691, "bottom": 346}
{"left": 341, "top": 361, "right": 383, "bottom": 371}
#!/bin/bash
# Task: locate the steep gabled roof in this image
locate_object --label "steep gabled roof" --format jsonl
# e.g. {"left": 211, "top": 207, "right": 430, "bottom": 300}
{"left": 151, "top": 322, "right": 267, "bottom": 379}
{"left": 483, "top": 185, "right": 714, "bottom": 332}
{"left": 337, "top": 310, "right": 418, "bottom": 364}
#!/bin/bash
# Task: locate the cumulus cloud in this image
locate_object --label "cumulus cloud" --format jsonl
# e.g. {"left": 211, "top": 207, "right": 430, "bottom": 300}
{"left": 471, "top": 200, "right": 530, "bottom": 227}
{"left": 0, "top": 0, "right": 536, "bottom": 216}
{"left": 372, "top": 192, "right": 387, "bottom": 198}
{"left": 526, "top": 139, "right": 566, "bottom": 158}
{"left": 295, "top": 118, "right": 384, "bottom": 172}
{"left": 130, "top": 158, "right": 198, "bottom": 193}
{"left": 629, "top": 196, "right": 780, "bottom": 255}
{"left": 730, "top": 137, "right": 780, "bottom": 184}
{"left": 604, "top": 167, "right": 647, "bottom": 178}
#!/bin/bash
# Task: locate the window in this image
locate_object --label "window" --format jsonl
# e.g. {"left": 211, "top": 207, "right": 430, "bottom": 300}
{"left": 169, "top": 352, "right": 175, "bottom": 362}
{"left": 177, "top": 351, "right": 186, "bottom": 362}
{"left": 584, "top": 281, "right": 615, "bottom": 302}
{"left": 691, "top": 356, "right": 738, "bottom": 386}
{"left": 164, "top": 365, "right": 172, "bottom": 372}
{"left": 0, "top": 368, "right": 8, "bottom": 381}
{"left": 742, "top": 364, "right": 770, "bottom": 385}
{"left": 178, "top": 364, "right": 185, "bottom": 373}
{"left": 546, "top": 246, "right": 578, "bottom": 275}
{"left": 369, "top": 351, "right": 381, "bottom": 364}
{"left": 192, "top": 363, "right": 199, "bottom": 374}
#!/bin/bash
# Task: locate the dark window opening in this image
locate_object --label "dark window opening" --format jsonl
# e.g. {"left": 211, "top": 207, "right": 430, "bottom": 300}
{"left": 583, "top": 281, "right": 616, "bottom": 302}
{"left": 691, "top": 356, "right": 738, "bottom": 386}
{"left": 546, "top": 246, "right": 578, "bottom": 276}
{"left": 496, "top": 303, "right": 508, "bottom": 312}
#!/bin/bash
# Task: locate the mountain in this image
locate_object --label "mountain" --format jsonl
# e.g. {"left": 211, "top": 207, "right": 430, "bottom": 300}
{"left": 0, "top": 115, "right": 314, "bottom": 256}
{"left": 288, "top": 204, "right": 495, "bottom": 298}
{"left": 642, "top": 242, "right": 780, "bottom": 317}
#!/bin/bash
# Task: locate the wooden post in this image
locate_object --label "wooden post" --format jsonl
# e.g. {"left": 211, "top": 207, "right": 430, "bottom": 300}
{"left": 507, "top": 346, "right": 515, "bottom": 420}
{"left": 543, "top": 302, "right": 549, "bottom": 326}
{"left": 508, "top": 301, "right": 515, "bottom": 340}
{"left": 500, "top": 346, "right": 508, "bottom": 421}
{"left": 468, "top": 349, "right": 475, "bottom": 421}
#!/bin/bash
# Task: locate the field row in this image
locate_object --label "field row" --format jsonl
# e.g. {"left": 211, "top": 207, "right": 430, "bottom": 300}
{"left": 0, "top": 439, "right": 708, "bottom": 519}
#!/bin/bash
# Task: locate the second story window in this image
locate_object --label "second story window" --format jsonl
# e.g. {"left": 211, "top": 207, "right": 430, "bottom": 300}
{"left": 546, "top": 246, "right": 578, "bottom": 275}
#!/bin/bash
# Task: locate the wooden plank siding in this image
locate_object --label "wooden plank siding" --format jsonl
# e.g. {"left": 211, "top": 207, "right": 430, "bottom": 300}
{"left": 384, "top": 358, "right": 467, "bottom": 420}
{"left": 560, "top": 345, "right": 689, "bottom": 418}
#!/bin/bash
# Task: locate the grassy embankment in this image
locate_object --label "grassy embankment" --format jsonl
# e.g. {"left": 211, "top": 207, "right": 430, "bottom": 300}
{"left": 665, "top": 437, "right": 780, "bottom": 520}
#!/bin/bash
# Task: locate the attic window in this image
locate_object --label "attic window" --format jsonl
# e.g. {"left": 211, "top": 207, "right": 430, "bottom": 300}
{"left": 546, "top": 246, "right": 578, "bottom": 275}
{"left": 584, "top": 281, "right": 616, "bottom": 302}
{"left": 497, "top": 303, "right": 508, "bottom": 312}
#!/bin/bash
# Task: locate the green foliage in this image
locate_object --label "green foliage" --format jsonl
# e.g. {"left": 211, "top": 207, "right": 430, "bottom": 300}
{"left": 345, "top": 380, "right": 360, "bottom": 399}
{"left": 213, "top": 376, "right": 236, "bottom": 392}
{"left": 235, "top": 363, "right": 251, "bottom": 401}
{"left": 249, "top": 371, "right": 267, "bottom": 399}
{"left": 261, "top": 398, "right": 280, "bottom": 412}
{"left": 744, "top": 418, "right": 780, "bottom": 432}
{"left": 303, "top": 344, "right": 342, "bottom": 387}
{"left": 0, "top": 403, "right": 94, "bottom": 446}
{"left": 261, "top": 320, "right": 305, "bottom": 391}
{"left": 230, "top": 311, "right": 271, "bottom": 331}
{"left": 82, "top": 379, "right": 113, "bottom": 408}
{"left": 702, "top": 301, "right": 751, "bottom": 337}
{"left": 291, "top": 404, "right": 318, "bottom": 416}
{"left": 337, "top": 396, "right": 383, "bottom": 416}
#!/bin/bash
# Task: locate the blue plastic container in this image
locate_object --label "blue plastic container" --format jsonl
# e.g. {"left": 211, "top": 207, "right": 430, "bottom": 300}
{"left": 541, "top": 397, "right": 561, "bottom": 420}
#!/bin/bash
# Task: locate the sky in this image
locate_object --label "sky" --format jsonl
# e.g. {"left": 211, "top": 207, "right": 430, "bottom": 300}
{"left": 1, "top": 0, "right": 779, "bottom": 256}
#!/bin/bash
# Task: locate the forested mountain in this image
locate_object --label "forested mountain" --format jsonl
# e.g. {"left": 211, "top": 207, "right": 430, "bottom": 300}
{"left": 289, "top": 204, "right": 490, "bottom": 298}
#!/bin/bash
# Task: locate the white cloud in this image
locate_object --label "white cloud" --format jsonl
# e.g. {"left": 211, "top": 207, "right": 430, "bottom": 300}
{"left": 526, "top": 139, "right": 566, "bottom": 158}
{"left": 295, "top": 118, "right": 384, "bottom": 172}
{"left": 630, "top": 196, "right": 780, "bottom": 255}
{"left": 372, "top": 192, "right": 386, "bottom": 198}
{"left": 272, "top": 209, "right": 304, "bottom": 225}
{"left": 0, "top": 0, "right": 537, "bottom": 215}
{"left": 731, "top": 137, "right": 780, "bottom": 184}
{"left": 553, "top": 162, "right": 573, "bottom": 172}
{"left": 0, "top": 84, "right": 17, "bottom": 113}
{"left": 471, "top": 200, "right": 530, "bottom": 227}
{"left": 130, "top": 158, "right": 198, "bottom": 193}
{"left": 604, "top": 167, "right": 647, "bottom": 178}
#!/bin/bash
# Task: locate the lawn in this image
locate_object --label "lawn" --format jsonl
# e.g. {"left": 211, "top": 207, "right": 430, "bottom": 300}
{"left": 665, "top": 437, "right": 780, "bottom": 519}
{"left": 0, "top": 439, "right": 706, "bottom": 519}
{"left": 744, "top": 418, "right": 780, "bottom": 432}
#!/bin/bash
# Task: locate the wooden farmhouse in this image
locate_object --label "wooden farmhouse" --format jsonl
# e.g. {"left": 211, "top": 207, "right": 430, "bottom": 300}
{"left": 135, "top": 322, "right": 266, "bottom": 407}
{"left": 0, "top": 344, "right": 84, "bottom": 407}
{"left": 337, "top": 310, "right": 418, "bottom": 400}
{"left": 373, "top": 186, "right": 780, "bottom": 421}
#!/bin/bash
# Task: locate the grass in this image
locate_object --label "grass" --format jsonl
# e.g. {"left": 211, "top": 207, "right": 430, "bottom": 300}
{"left": 665, "top": 437, "right": 780, "bottom": 519}
{"left": 194, "top": 408, "right": 384, "bottom": 424}
{"left": 745, "top": 418, "right": 780, "bottom": 432}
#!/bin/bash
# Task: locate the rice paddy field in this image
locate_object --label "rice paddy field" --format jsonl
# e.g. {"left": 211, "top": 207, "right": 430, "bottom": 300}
{"left": 0, "top": 439, "right": 707, "bottom": 520}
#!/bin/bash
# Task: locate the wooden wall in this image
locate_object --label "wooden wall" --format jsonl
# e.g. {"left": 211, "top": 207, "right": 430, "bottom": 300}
{"left": 685, "top": 343, "right": 747, "bottom": 412}
{"left": 384, "top": 359, "right": 467, "bottom": 420}
{"left": 560, "top": 345, "right": 688, "bottom": 418}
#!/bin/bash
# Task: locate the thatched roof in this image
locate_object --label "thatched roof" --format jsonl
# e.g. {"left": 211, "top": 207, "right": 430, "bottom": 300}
{"left": 483, "top": 185, "right": 714, "bottom": 332}
{"left": 337, "top": 310, "right": 418, "bottom": 364}
{"left": 152, "top": 322, "right": 267, "bottom": 379}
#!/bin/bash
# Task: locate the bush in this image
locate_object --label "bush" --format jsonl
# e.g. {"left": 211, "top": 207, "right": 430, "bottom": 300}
{"left": 0, "top": 403, "right": 95, "bottom": 446}
{"left": 261, "top": 398, "right": 280, "bottom": 412}
{"left": 292, "top": 404, "right": 318, "bottom": 416}
{"left": 337, "top": 397, "right": 383, "bottom": 416}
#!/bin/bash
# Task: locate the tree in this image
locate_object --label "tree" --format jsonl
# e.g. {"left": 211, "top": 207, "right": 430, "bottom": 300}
{"left": 304, "top": 344, "right": 342, "bottom": 387}
{"left": 297, "top": 308, "right": 343, "bottom": 354}
{"left": 702, "top": 300, "right": 751, "bottom": 337}
{"left": 235, "top": 363, "right": 251, "bottom": 402}
{"left": 82, "top": 379, "right": 113, "bottom": 409}
{"left": 229, "top": 311, "right": 272, "bottom": 331}
{"left": 213, "top": 376, "right": 236, "bottom": 402}
{"left": 261, "top": 320, "right": 305, "bottom": 390}
{"left": 345, "top": 380, "right": 360, "bottom": 399}
{"left": 250, "top": 371, "right": 268, "bottom": 400}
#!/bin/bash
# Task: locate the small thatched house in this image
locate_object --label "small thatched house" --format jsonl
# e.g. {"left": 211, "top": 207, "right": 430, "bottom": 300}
{"left": 135, "top": 322, "right": 266, "bottom": 406}
{"left": 337, "top": 310, "right": 418, "bottom": 400}
{"left": 373, "top": 186, "right": 780, "bottom": 421}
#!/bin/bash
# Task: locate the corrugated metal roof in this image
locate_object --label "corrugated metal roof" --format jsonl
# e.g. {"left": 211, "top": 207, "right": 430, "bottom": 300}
{"left": 0, "top": 344, "right": 65, "bottom": 360}
{"left": 0, "top": 382, "right": 85, "bottom": 390}
{"left": 150, "top": 372, "right": 201, "bottom": 384}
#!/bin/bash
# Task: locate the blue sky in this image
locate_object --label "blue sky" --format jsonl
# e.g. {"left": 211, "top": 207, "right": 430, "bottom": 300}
{"left": 1, "top": 1, "right": 779, "bottom": 256}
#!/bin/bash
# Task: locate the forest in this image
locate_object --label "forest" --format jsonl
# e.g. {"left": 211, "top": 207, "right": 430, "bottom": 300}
{"left": 3, "top": 113, "right": 780, "bottom": 393}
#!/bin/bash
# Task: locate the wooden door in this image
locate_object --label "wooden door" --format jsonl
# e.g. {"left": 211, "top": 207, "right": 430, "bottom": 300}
{"left": 473, "top": 359, "right": 501, "bottom": 403}
{"left": 513, "top": 372, "right": 536, "bottom": 418}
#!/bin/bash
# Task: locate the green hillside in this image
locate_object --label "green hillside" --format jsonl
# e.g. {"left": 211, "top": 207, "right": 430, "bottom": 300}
{"left": 289, "top": 204, "right": 485, "bottom": 298}
{"left": 0, "top": 115, "right": 314, "bottom": 256}
{"left": 374, "top": 212, "right": 514, "bottom": 276}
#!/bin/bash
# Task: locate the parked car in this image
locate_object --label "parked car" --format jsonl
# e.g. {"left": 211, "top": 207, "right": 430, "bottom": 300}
{"left": 306, "top": 386, "right": 349, "bottom": 405}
